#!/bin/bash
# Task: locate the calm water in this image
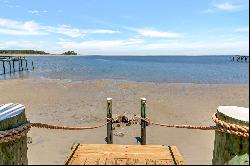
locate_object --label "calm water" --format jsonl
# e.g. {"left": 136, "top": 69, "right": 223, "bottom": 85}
{"left": 0, "top": 56, "right": 249, "bottom": 84}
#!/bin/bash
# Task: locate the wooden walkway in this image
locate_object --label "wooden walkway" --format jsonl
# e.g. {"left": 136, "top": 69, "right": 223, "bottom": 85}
{"left": 65, "top": 144, "right": 184, "bottom": 165}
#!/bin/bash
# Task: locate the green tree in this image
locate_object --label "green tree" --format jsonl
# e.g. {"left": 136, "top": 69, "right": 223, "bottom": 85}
{"left": 62, "top": 51, "right": 77, "bottom": 55}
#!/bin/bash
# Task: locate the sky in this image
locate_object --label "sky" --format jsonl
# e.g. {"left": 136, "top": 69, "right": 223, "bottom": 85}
{"left": 0, "top": 0, "right": 249, "bottom": 55}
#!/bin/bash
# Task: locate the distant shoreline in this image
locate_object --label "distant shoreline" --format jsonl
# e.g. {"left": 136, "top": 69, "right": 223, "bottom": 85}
{"left": 0, "top": 54, "right": 248, "bottom": 57}
{"left": 0, "top": 54, "right": 72, "bottom": 56}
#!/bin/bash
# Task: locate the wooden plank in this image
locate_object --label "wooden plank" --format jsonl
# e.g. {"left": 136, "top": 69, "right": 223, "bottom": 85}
{"left": 105, "top": 158, "right": 115, "bottom": 165}
{"left": 85, "top": 157, "right": 99, "bottom": 165}
{"left": 65, "top": 143, "right": 80, "bottom": 165}
{"left": 115, "top": 158, "right": 128, "bottom": 165}
{"left": 97, "top": 158, "right": 106, "bottom": 165}
{"left": 65, "top": 144, "right": 184, "bottom": 165}
{"left": 155, "top": 159, "right": 174, "bottom": 165}
{"left": 169, "top": 146, "right": 185, "bottom": 165}
{"left": 134, "top": 158, "right": 147, "bottom": 165}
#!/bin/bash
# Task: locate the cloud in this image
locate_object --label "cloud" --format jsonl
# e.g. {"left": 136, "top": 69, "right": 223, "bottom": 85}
{"left": 137, "top": 29, "right": 181, "bottom": 38}
{"left": 126, "top": 27, "right": 181, "bottom": 38}
{"left": 0, "top": 18, "right": 120, "bottom": 37}
{"left": 0, "top": 40, "right": 46, "bottom": 50}
{"left": 142, "top": 40, "right": 249, "bottom": 52}
{"left": 0, "top": 18, "right": 46, "bottom": 35}
{"left": 1, "top": 37, "right": 248, "bottom": 55}
{"left": 28, "top": 10, "right": 48, "bottom": 16}
{"left": 51, "top": 37, "right": 248, "bottom": 55}
{"left": 235, "top": 27, "right": 249, "bottom": 33}
{"left": 56, "top": 38, "right": 144, "bottom": 51}
{"left": 203, "top": 1, "right": 248, "bottom": 13}
{"left": 214, "top": 2, "right": 242, "bottom": 11}
{"left": 0, "top": 0, "right": 21, "bottom": 8}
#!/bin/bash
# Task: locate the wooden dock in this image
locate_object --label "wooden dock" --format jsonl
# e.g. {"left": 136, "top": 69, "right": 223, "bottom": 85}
{"left": 0, "top": 56, "right": 34, "bottom": 74}
{"left": 65, "top": 144, "right": 185, "bottom": 165}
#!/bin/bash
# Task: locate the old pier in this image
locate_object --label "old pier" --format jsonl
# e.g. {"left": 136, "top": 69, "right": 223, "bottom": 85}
{"left": 0, "top": 56, "right": 34, "bottom": 75}
{"left": 231, "top": 55, "right": 249, "bottom": 62}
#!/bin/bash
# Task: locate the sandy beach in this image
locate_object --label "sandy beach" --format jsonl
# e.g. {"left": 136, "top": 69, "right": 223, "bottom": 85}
{"left": 0, "top": 79, "right": 248, "bottom": 165}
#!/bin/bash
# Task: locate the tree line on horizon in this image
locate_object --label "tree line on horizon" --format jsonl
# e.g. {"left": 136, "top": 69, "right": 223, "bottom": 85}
{"left": 0, "top": 50, "right": 49, "bottom": 54}
{"left": 0, "top": 50, "right": 78, "bottom": 55}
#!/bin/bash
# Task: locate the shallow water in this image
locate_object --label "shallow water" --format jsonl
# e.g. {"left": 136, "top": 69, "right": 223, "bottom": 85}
{"left": 0, "top": 56, "right": 249, "bottom": 84}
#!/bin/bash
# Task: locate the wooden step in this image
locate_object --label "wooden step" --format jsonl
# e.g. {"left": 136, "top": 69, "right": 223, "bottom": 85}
{"left": 65, "top": 144, "right": 185, "bottom": 165}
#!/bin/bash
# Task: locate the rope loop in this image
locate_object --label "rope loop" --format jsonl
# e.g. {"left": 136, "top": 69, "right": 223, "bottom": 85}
{"left": 0, "top": 123, "right": 31, "bottom": 143}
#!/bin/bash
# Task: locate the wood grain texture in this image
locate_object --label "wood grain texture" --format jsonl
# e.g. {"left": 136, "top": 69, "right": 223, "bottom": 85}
{"left": 65, "top": 144, "right": 185, "bottom": 165}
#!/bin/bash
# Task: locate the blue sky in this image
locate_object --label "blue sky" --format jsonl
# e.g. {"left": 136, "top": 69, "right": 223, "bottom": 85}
{"left": 0, "top": 0, "right": 249, "bottom": 55}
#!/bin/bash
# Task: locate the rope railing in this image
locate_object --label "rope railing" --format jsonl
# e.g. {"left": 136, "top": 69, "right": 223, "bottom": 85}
{"left": 140, "top": 113, "right": 249, "bottom": 138}
{"left": 0, "top": 119, "right": 112, "bottom": 143}
{"left": 0, "top": 112, "right": 248, "bottom": 143}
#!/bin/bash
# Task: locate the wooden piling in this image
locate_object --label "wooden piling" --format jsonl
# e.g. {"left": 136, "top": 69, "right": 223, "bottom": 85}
{"left": 141, "top": 98, "right": 147, "bottom": 145}
{"left": 212, "top": 106, "right": 249, "bottom": 165}
{"left": 18, "top": 60, "right": 21, "bottom": 71}
{"left": 2, "top": 61, "right": 5, "bottom": 74}
{"left": 8, "top": 61, "right": 11, "bottom": 73}
{"left": 25, "top": 60, "right": 28, "bottom": 70}
{"left": 107, "top": 98, "right": 113, "bottom": 144}
{"left": 32, "top": 61, "right": 34, "bottom": 70}
{"left": 12, "top": 60, "right": 15, "bottom": 72}
{"left": 232, "top": 55, "right": 249, "bottom": 62}
{"left": 21, "top": 59, "right": 23, "bottom": 71}
{"left": 0, "top": 104, "right": 28, "bottom": 165}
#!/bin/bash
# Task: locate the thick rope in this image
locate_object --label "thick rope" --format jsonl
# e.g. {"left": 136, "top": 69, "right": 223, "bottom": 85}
{"left": 141, "top": 113, "right": 249, "bottom": 138}
{"left": 0, "top": 123, "right": 31, "bottom": 143}
{"left": 0, "top": 119, "right": 112, "bottom": 143}
{"left": 30, "top": 121, "right": 109, "bottom": 130}
{"left": 211, "top": 113, "right": 249, "bottom": 138}
{"left": 1, "top": 113, "right": 248, "bottom": 143}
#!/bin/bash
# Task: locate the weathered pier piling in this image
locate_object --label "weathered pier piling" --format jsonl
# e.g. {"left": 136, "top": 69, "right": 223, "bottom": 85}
{"left": 213, "top": 106, "right": 249, "bottom": 165}
{"left": 0, "top": 56, "right": 34, "bottom": 75}
{"left": 107, "top": 98, "right": 113, "bottom": 144}
{"left": 231, "top": 55, "right": 249, "bottom": 62}
{"left": 0, "top": 104, "right": 29, "bottom": 165}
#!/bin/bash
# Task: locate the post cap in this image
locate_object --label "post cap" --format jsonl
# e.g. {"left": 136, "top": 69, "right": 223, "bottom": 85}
{"left": 217, "top": 106, "right": 249, "bottom": 122}
{"left": 141, "top": 98, "right": 146, "bottom": 104}
{"left": 107, "top": 98, "right": 112, "bottom": 103}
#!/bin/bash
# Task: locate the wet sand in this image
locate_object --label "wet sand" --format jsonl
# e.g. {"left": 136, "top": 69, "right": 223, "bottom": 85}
{"left": 0, "top": 79, "right": 249, "bottom": 165}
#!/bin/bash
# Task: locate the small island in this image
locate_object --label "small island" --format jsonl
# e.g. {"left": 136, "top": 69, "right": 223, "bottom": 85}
{"left": 62, "top": 51, "right": 78, "bottom": 55}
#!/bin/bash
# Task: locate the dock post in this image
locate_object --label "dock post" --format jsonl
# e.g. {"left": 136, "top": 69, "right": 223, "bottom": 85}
{"left": 8, "top": 61, "right": 11, "bottom": 74}
{"left": 18, "top": 60, "right": 21, "bottom": 71}
{"left": 21, "top": 59, "right": 23, "bottom": 71}
{"left": 212, "top": 106, "right": 249, "bottom": 165}
{"left": 2, "top": 61, "right": 5, "bottom": 74}
{"left": 107, "top": 98, "right": 113, "bottom": 144}
{"left": 141, "top": 98, "right": 147, "bottom": 145}
{"left": 0, "top": 104, "right": 29, "bottom": 165}
{"left": 31, "top": 61, "right": 34, "bottom": 70}
{"left": 25, "top": 60, "right": 28, "bottom": 70}
{"left": 13, "top": 60, "right": 15, "bottom": 72}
